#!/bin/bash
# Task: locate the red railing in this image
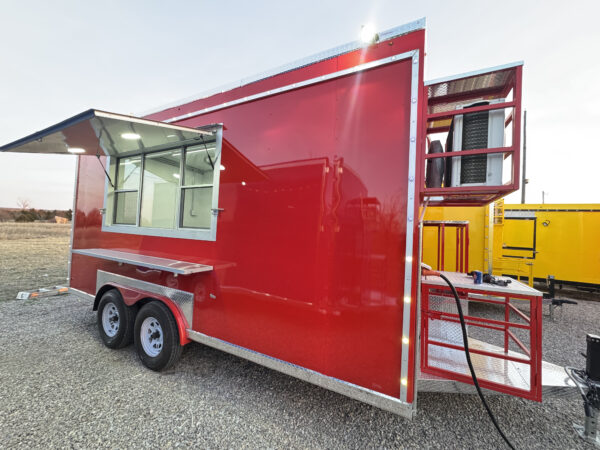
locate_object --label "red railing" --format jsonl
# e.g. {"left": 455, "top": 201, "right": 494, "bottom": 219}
{"left": 421, "top": 64, "right": 523, "bottom": 206}
{"left": 420, "top": 281, "right": 542, "bottom": 401}
{"left": 423, "top": 221, "right": 469, "bottom": 273}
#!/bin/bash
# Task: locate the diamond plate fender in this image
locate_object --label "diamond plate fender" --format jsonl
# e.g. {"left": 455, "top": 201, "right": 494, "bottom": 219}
{"left": 95, "top": 270, "right": 193, "bottom": 346}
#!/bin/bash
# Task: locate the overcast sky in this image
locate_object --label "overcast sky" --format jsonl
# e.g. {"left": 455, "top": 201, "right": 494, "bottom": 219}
{"left": 1, "top": 0, "right": 598, "bottom": 209}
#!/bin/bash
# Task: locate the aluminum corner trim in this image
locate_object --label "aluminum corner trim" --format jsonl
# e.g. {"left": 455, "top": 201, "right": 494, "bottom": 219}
{"left": 399, "top": 49, "right": 420, "bottom": 403}
{"left": 67, "top": 155, "right": 79, "bottom": 286}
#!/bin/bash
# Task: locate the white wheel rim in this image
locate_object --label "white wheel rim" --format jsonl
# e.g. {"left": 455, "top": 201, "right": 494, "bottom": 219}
{"left": 140, "top": 316, "right": 163, "bottom": 357}
{"left": 101, "top": 302, "right": 120, "bottom": 337}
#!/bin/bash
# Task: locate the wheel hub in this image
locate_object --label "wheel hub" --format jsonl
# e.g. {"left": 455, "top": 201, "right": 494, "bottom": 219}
{"left": 140, "top": 317, "right": 163, "bottom": 357}
{"left": 101, "top": 302, "right": 120, "bottom": 337}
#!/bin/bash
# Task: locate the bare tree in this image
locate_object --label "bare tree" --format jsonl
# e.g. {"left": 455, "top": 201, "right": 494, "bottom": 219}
{"left": 17, "top": 197, "right": 31, "bottom": 210}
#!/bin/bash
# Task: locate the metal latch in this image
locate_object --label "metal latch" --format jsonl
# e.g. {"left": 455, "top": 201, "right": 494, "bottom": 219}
{"left": 427, "top": 311, "right": 443, "bottom": 321}
{"left": 211, "top": 208, "right": 225, "bottom": 216}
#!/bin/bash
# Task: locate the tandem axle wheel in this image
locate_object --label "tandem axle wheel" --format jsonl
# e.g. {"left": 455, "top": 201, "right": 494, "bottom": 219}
{"left": 96, "top": 290, "right": 183, "bottom": 371}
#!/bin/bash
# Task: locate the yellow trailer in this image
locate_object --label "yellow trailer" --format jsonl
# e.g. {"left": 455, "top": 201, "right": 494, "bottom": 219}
{"left": 422, "top": 206, "right": 489, "bottom": 273}
{"left": 422, "top": 203, "right": 600, "bottom": 287}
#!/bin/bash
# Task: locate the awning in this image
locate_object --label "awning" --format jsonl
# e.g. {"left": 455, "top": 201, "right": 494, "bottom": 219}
{"left": 0, "top": 109, "right": 215, "bottom": 157}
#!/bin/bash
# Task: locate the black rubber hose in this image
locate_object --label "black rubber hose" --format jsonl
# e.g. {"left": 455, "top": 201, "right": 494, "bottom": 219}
{"left": 438, "top": 273, "right": 516, "bottom": 450}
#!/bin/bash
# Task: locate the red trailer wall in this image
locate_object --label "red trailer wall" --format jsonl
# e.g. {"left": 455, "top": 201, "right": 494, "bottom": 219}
{"left": 71, "top": 29, "right": 425, "bottom": 399}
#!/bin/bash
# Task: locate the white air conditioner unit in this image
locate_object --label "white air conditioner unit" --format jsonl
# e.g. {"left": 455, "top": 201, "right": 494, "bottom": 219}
{"left": 449, "top": 99, "right": 505, "bottom": 187}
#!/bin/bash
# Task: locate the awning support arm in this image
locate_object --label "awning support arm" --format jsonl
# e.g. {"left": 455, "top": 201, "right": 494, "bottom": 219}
{"left": 94, "top": 127, "right": 115, "bottom": 188}
{"left": 203, "top": 136, "right": 215, "bottom": 170}
{"left": 95, "top": 153, "right": 115, "bottom": 188}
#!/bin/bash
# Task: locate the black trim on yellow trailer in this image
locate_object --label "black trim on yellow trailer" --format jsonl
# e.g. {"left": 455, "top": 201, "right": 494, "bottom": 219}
{"left": 505, "top": 209, "right": 600, "bottom": 213}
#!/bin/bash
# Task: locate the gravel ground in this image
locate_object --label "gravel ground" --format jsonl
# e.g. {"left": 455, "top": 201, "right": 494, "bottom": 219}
{"left": 0, "top": 293, "right": 598, "bottom": 449}
{"left": 0, "top": 223, "right": 70, "bottom": 301}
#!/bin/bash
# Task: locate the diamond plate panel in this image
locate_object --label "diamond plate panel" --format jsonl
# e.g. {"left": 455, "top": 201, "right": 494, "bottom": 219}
{"left": 428, "top": 294, "right": 468, "bottom": 345}
{"left": 426, "top": 340, "right": 531, "bottom": 390}
{"left": 427, "top": 70, "right": 512, "bottom": 114}
{"left": 96, "top": 270, "right": 194, "bottom": 327}
{"left": 418, "top": 358, "right": 576, "bottom": 398}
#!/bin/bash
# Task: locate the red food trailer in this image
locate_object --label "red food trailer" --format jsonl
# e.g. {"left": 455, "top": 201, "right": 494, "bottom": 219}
{"left": 0, "top": 19, "right": 571, "bottom": 418}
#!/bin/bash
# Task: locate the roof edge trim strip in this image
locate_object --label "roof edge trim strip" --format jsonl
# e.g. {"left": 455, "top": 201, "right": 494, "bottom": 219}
{"left": 424, "top": 61, "right": 524, "bottom": 87}
{"left": 138, "top": 17, "right": 426, "bottom": 117}
{"left": 163, "top": 50, "right": 418, "bottom": 124}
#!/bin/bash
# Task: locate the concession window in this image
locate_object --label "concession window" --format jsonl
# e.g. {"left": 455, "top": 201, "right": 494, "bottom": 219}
{"left": 1, "top": 109, "right": 224, "bottom": 241}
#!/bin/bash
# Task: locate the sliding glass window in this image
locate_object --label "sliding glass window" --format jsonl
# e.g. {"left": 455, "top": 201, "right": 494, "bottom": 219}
{"left": 140, "top": 150, "right": 181, "bottom": 229}
{"left": 114, "top": 156, "right": 141, "bottom": 225}
{"left": 181, "top": 143, "right": 216, "bottom": 229}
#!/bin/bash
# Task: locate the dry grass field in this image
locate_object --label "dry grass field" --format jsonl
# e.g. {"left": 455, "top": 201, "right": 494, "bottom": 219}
{"left": 0, "top": 222, "right": 70, "bottom": 300}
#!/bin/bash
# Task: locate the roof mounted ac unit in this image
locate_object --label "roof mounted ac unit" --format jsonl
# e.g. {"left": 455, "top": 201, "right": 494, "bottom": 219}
{"left": 446, "top": 99, "right": 505, "bottom": 187}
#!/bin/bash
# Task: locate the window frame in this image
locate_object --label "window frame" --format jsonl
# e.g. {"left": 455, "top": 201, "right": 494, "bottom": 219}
{"left": 180, "top": 143, "right": 218, "bottom": 230}
{"left": 102, "top": 125, "right": 223, "bottom": 241}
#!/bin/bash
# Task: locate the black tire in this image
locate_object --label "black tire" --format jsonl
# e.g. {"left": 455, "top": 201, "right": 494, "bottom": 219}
{"left": 97, "top": 289, "right": 136, "bottom": 349}
{"left": 134, "top": 301, "right": 182, "bottom": 371}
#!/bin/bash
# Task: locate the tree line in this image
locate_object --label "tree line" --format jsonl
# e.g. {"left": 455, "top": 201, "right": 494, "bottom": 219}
{"left": 0, "top": 208, "right": 72, "bottom": 222}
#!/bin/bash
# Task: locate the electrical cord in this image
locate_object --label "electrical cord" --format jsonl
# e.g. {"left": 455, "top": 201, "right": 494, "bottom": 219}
{"left": 438, "top": 273, "right": 516, "bottom": 450}
{"left": 565, "top": 367, "right": 589, "bottom": 400}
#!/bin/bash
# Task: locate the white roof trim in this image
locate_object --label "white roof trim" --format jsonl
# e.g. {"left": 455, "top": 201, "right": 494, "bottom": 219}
{"left": 139, "top": 18, "right": 426, "bottom": 117}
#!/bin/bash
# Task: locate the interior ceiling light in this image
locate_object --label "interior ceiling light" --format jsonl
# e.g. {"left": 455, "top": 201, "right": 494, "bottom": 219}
{"left": 67, "top": 147, "right": 85, "bottom": 154}
{"left": 121, "top": 132, "right": 141, "bottom": 140}
{"left": 360, "top": 23, "right": 379, "bottom": 45}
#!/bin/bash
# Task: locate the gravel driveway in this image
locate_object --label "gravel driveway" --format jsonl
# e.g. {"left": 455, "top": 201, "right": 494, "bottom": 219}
{"left": 0, "top": 293, "right": 597, "bottom": 448}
